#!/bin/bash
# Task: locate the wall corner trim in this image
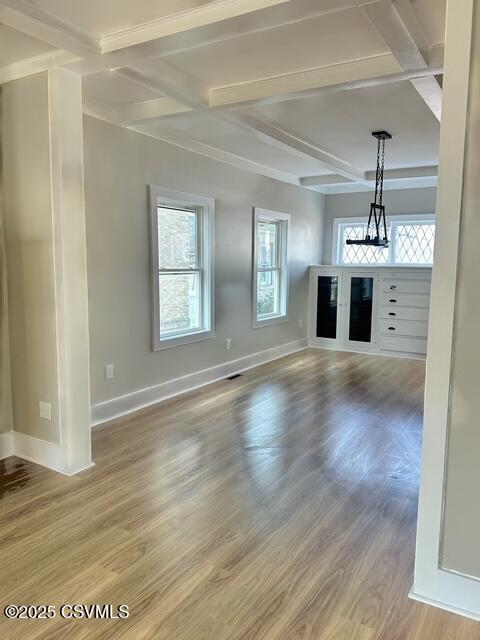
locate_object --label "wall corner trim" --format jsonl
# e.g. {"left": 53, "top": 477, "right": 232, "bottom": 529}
{"left": 91, "top": 338, "right": 309, "bottom": 427}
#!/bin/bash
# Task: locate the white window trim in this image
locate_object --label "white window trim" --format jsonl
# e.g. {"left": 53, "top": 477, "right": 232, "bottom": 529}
{"left": 149, "top": 186, "right": 215, "bottom": 351}
{"left": 332, "top": 213, "right": 436, "bottom": 266}
{"left": 252, "top": 207, "right": 290, "bottom": 328}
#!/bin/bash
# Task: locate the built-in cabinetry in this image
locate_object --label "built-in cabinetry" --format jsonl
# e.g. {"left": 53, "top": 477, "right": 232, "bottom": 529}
{"left": 309, "top": 266, "right": 431, "bottom": 358}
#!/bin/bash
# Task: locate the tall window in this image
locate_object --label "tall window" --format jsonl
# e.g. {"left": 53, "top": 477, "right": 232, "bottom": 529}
{"left": 333, "top": 215, "right": 435, "bottom": 266}
{"left": 150, "top": 187, "right": 214, "bottom": 350}
{"left": 253, "top": 208, "right": 290, "bottom": 327}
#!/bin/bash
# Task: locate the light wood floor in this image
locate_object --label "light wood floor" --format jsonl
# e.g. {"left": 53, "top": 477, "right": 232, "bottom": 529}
{"left": 1, "top": 349, "right": 480, "bottom": 639}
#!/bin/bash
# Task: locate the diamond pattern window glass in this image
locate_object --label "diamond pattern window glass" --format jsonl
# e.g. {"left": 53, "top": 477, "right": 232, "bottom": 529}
{"left": 341, "top": 224, "right": 389, "bottom": 265}
{"left": 393, "top": 223, "right": 435, "bottom": 265}
{"left": 337, "top": 218, "right": 435, "bottom": 266}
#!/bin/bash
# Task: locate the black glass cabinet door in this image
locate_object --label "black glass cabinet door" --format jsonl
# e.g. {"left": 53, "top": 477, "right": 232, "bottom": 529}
{"left": 316, "top": 276, "right": 339, "bottom": 339}
{"left": 348, "top": 276, "right": 374, "bottom": 342}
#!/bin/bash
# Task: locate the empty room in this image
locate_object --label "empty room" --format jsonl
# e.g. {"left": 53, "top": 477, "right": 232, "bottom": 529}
{"left": 1, "top": 0, "right": 480, "bottom": 638}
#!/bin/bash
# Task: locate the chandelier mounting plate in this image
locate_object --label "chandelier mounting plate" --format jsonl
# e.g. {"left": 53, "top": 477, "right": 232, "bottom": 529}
{"left": 372, "top": 130, "right": 392, "bottom": 141}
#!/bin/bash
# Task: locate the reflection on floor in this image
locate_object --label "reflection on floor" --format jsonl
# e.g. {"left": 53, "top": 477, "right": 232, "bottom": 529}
{"left": 1, "top": 348, "right": 479, "bottom": 639}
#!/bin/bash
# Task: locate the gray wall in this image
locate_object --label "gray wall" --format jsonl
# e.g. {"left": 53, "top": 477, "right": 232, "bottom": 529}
{"left": 83, "top": 116, "right": 324, "bottom": 406}
{"left": 441, "top": 3, "right": 480, "bottom": 579}
{"left": 1, "top": 73, "right": 60, "bottom": 443}
{"left": 322, "top": 187, "right": 437, "bottom": 263}
{"left": 0, "top": 88, "right": 13, "bottom": 435}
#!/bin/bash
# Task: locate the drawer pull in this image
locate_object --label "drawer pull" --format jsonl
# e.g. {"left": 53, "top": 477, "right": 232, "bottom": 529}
{"left": 389, "top": 298, "right": 398, "bottom": 303}
{"left": 388, "top": 312, "right": 396, "bottom": 316}
{"left": 390, "top": 285, "right": 397, "bottom": 290}
{"left": 388, "top": 327, "right": 396, "bottom": 331}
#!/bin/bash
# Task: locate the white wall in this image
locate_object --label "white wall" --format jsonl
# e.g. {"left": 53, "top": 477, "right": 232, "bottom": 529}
{"left": 0, "top": 88, "right": 13, "bottom": 436}
{"left": 83, "top": 116, "right": 324, "bottom": 410}
{"left": 323, "top": 187, "right": 437, "bottom": 263}
{"left": 2, "top": 72, "right": 60, "bottom": 444}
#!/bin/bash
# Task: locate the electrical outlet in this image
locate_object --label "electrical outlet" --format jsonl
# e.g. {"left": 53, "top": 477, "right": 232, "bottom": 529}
{"left": 105, "top": 364, "right": 114, "bottom": 380}
{"left": 39, "top": 401, "right": 52, "bottom": 421}
{"left": 299, "top": 317, "right": 304, "bottom": 328}
{"left": 226, "top": 339, "right": 232, "bottom": 351}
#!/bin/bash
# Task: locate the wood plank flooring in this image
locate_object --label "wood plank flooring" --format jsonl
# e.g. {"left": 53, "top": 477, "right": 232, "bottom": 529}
{"left": 1, "top": 348, "right": 480, "bottom": 639}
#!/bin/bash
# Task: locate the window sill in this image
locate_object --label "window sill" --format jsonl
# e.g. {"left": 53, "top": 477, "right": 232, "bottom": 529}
{"left": 153, "top": 329, "right": 214, "bottom": 351}
{"left": 253, "top": 315, "right": 288, "bottom": 329}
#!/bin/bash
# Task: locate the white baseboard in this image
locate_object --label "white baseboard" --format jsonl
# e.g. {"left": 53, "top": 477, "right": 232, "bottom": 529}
{"left": 13, "top": 431, "right": 68, "bottom": 475}
{"left": 0, "top": 430, "right": 94, "bottom": 476}
{"left": 308, "top": 340, "right": 426, "bottom": 361}
{"left": 409, "top": 588, "right": 480, "bottom": 622}
{"left": 91, "top": 338, "right": 308, "bottom": 426}
{"left": 0, "top": 431, "right": 14, "bottom": 459}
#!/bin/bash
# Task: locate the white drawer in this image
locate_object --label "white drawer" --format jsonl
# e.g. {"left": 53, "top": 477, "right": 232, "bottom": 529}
{"left": 379, "top": 318, "right": 428, "bottom": 338}
{"left": 380, "top": 268, "right": 432, "bottom": 279}
{"left": 382, "top": 279, "right": 431, "bottom": 294}
{"left": 380, "top": 306, "right": 430, "bottom": 322}
{"left": 381, "top": 292, "right": 430, "bottom": 308}
{"left": 379, "top": 335, "right": 428, "bottom": 355}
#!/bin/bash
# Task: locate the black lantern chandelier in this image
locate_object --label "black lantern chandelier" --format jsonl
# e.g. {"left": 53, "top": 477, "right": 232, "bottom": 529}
{"left": 347, "top": 130, "right": 392, "bottom": 248}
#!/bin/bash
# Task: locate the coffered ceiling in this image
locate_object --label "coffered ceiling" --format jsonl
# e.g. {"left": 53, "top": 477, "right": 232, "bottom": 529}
{"left": 0, "top": 0, "right": 446, "bottom": 193}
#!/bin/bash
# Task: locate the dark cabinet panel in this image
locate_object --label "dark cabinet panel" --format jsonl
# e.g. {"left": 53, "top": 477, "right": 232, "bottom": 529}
{"left": 349, "top": 277, "right": 374, "bottom": 342}
{"left": 316, "top": 276, "right": 338, "bottom": 339}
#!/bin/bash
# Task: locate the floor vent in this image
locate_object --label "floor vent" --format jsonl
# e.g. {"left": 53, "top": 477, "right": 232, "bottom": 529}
{"left": 226, "top": 373, "right": 242, "bottom": 380}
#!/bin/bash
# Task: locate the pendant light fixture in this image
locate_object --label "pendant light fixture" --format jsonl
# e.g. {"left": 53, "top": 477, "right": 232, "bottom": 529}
{"left": 347, "top": 130, "right": 392, "bottom": 248}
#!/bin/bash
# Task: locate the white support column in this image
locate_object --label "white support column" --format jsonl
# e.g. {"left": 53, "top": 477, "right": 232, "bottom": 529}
{"left": 411, "top": 0, "right": 480, "bottom": 620}
{"left": 48, "top": 67, "right": 92, "bottom": 474}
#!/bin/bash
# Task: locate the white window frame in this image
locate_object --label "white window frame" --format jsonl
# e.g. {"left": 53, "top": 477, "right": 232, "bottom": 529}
{"left": 332, "top": 213, "right": 436, "bottom": 267}
{"left": 149, "top": 186, "right": 215, "bottom": 351}
{"left": 252, "top": 207, "right": 290, "bottom": 328}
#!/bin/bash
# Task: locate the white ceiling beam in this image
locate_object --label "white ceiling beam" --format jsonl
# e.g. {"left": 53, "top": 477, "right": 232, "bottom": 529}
{"left": 0, "top": 50, "right": 79, "bottom": 84}
{"left": 231, "top": 114, "right": 368, "bottom": 183}
{"left": 83, "top": 100, "right": 118, "bottom": 124}
{"left": 114, "top": 61, "right": 209, "bottom": 110}
{"left": 113, "top": 99, "right": 192, "bottom": 125}
{"left": 301, "top": 165, "right": 438, "bottom": 188}
{"left": 390, "top": 0, "right": 432, "bottom": 55}
{"left": 360, "top": 0, "right": 429, "bottom": 69}
{"left": 0, "top": 0, "right": 99, "bottom": 57}
{"left": 209, "top": 56, "right": 443, "bottom": 110}
{"left": 83, "top": 97, "right": 191, "bottom": 125}
{"left": 366, "top": 165, "right": 438, "bottom": 180}
{"left": 359, "top": 0, "right": 442, "bottom": 119}
{"left": 410, "top": 75, "right": 442, "bottom": 121}
{"left": 100, "top": 0, "right": 291, "bottom": 53}
{"left": 304, "top": 165, "right": 438, "bottom": 185}
{"left": 320, "top": 175, "right": 437, "bottom": 194}
{"left": 301, "top": 175, "right": 354, "bottom": 187}
{"left": 210, "top": 53, "right": 400, "bottom": 108}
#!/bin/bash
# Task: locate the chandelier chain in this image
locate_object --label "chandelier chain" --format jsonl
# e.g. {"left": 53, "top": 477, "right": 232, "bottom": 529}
{"left": 345, "top": 130, "right": 391, "bottom": 248}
